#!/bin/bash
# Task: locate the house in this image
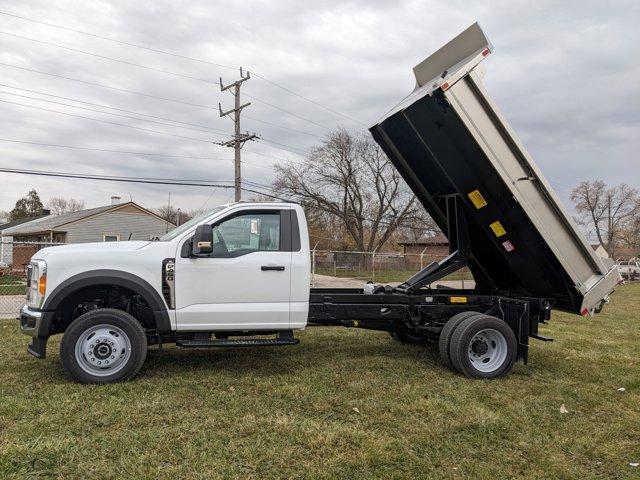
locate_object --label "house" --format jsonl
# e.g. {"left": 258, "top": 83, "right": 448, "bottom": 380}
{"left": 1, "top": 198, "right": 174, "bottom": 271}
{"left": 0, "top": 211, "right": 51, "bottom": 266}
{"left": 398, "top": 233, "right": 450, "bottom": 259}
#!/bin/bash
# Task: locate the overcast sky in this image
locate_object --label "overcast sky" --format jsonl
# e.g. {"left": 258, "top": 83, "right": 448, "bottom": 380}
{"left": 0, "top": 0, "right": 638, "bottom": 216}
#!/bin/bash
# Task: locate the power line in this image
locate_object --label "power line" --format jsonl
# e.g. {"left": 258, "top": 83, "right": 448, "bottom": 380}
{"left": 0, "top": 83, "right": 227, "bottom": 133}
{"left": 0, "top": 138, "right": 276, "bottom": 171}
{"left": 0, "top": 10, "right": 367, "bottom": 127}
{"left": 0, "top": 166, "right": 279, "bottom": 198}
{"left": 244, "top": 115, "right": 320, "bottom": 138}
{"left": 243, "top": 148, "right": 295, "bottom": 162}
{"left": 243, "top": 92, "right": 332, "bottom": 130}
{"left": 0, "top": 164, "right": 440, "bottom": 232}
{"left": 257, "top": 138, "right": 311, "bottom": 157}
{"left": 0, "top": 62, "right": 329, "bottom": 141}
{"left": 0, "top": 61, "right": 213, "bottom": 109}
{"left": 2, "top": 31, "right": 338, "bottom": 132}
{"left": 251, "top": 72, "right": 367, "bottom": 127}
{"left": 0, "top": 10, "right": 238, "bottom": 71}
{"left": 0, "top": 88, "right": 225, "bottom": 135}
{"left": 0, "top": 31, "right": 220, "bottom": 86}
{"left": 0, "top": 98, "right": 217, "bottom": 143}
{"left": 0, "top": 138, "right": 226, "bottom": 159}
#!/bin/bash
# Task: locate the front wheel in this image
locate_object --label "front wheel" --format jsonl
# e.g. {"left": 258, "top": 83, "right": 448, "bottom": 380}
{"left": 60, "top": 308, "right": 147, "bottom": 384}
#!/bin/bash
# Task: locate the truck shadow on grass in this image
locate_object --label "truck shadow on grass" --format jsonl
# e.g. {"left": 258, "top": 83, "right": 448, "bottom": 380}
{"left": 139, "top": 334, "right": 444, "bottom": 379}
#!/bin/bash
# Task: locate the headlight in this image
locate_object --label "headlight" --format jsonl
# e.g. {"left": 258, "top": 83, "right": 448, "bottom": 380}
{"left": 26, "top": 260, "right": 47, "bottom": 309}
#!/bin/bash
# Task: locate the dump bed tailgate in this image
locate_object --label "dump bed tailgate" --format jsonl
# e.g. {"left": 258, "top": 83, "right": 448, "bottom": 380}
{"left": 370, "top": 23, "right": 621, "bottom": 315}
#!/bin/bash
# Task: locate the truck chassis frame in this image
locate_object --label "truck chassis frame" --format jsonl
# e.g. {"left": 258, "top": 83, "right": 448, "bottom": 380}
{"left": 308, "top": 196, "right": 552, "bottom": 364}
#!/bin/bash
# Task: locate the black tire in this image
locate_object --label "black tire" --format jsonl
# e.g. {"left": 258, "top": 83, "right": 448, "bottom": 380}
{"left": 449, "top": 315, "right": 517, "bottom": 379}
{"left": 438, "top": 311, "right": 480, "bottom": 370}
{"left": 60, "top": 308, "right": 147, "bottom": 384}
{"left": 388, "top": 329, "right": 430, "bottom": 345}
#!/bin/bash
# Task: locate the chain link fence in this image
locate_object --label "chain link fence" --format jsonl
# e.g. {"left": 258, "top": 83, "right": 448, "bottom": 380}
{"left": 0, "top": 241, "right": 64, "bottom": 319}
{"left": 310, "top": 249, "right": 473, "bottom": 288}
{"left": 0, "top": 241, "right": 473, "bottom": 319}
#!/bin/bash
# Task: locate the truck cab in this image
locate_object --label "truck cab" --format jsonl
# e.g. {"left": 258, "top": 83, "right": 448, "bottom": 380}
{"left": 20, "top": 202, "right": 310, "bottom": 383}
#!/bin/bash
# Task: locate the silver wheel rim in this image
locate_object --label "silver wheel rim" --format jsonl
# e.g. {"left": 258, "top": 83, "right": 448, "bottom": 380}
{"left": 467, "top": 328, "right": 508, "bottom": 373}
{"left": 74, "top": 324, "right": 132, "bottom": 377}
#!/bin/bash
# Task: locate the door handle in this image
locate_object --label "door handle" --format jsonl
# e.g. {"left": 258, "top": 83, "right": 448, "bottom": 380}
{"left": 261, "top": 265, "right": 285, "bottom": 271}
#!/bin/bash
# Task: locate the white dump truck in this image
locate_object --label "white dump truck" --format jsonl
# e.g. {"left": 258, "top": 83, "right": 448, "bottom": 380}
{"left": 20, "top": 23, "right": 621, "bottom": 384}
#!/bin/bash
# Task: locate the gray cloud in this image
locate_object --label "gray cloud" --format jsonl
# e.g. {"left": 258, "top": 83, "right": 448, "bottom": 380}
{"left": 0, "top": 0, "right": 637, "bottom": 214}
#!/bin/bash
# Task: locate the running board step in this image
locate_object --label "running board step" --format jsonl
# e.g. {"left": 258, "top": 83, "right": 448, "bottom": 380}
{"left": 176, "top": 337, "right": 299, "bottom": 348}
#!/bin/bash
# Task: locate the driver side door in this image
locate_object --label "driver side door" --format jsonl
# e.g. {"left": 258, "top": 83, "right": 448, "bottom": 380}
{"left": 174, "top": 208, "right": 292, "bottom": 330}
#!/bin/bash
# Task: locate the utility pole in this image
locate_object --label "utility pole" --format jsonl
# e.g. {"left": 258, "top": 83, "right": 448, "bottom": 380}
{"left": 216, "top": 67, "right": 258, "bottom": 202}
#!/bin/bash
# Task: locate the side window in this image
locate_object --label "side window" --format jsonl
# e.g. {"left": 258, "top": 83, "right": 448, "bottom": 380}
{"left": 211, "top": 212, "right": 280, "bottom": 257}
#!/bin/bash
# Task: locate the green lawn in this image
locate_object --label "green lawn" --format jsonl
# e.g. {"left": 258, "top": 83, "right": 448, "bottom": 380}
{"left": 0, "top": 276, "right": 22, "bottom": 285}
{"left": 1, "top": 285, "right": 639, "bottom": 479}
{"left": 0, "top": 284, "right": 26, "bottom": 296}
{"left": 0, "top": 275, "right": 26, "bottom": 295}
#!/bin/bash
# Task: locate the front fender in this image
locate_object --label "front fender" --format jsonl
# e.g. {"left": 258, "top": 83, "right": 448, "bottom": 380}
{"left": 43, "top": 269, "right": 171, "bottom": 331}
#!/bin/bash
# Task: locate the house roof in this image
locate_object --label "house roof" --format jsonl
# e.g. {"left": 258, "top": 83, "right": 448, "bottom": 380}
{"left": 0, "top": 213, "right": 50, "bottom": 233}
{"left": 1, "top": 202, "right": 171, "bottom": 236}
{"left": 398, "top": 232, "right": 449, "bottom": 246}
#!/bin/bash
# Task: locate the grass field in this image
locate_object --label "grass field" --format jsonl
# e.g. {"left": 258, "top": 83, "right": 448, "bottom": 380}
{"left": 0, "top": 275, "right": 26, "bottom": 296}
{"left": 1, "top": 285, "right": 639, "bottom": 479}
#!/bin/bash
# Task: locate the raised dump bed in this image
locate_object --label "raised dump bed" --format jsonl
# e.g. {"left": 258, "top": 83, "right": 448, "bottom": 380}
{"left": 370, "top": 23, "right": 621, "bottom": 315}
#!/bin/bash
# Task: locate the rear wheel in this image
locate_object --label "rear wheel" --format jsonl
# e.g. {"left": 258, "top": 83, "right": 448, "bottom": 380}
{"left": 438, "top": 311, "right": 480, "bottom": 370}
{"left": 60, "top": 308, "right": 147, "bottom": 384}
{"left": 449, "top": 315, "right": 517, "bottom": 379}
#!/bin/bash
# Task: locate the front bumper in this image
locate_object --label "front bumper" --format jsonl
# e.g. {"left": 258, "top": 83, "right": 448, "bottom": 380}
{"left": 20, "top": 305, "right": 51, "bottom": 358}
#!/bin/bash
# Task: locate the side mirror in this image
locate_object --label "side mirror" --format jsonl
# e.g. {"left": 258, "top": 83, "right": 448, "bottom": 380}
{"left": 191, "top": 224, "right": 213, "bottom": 256}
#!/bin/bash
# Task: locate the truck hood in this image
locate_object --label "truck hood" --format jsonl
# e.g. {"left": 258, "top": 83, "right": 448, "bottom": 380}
{"left": 34, "top": 241, "right": 153, "bottom": 260}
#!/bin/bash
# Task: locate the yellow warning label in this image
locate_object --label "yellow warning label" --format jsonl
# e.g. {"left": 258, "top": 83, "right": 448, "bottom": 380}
{"left": 450, "top": 296, "right": 468, "bottom": 303}
{"left": 467, "top": 189, "right": 487, "bottom": 209}
{"left": 489, "top": 220, "right": 507, "bottom": 237}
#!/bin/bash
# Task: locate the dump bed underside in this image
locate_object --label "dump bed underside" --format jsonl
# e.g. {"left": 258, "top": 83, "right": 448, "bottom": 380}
{"left": 370, "top": 93, "right": 584, "bottom": 312}
{"left": 371, "top": 72, "right": 617, "bottom": 313}
{"left": 368, "top": 24, "right": 620, "bottom": 314}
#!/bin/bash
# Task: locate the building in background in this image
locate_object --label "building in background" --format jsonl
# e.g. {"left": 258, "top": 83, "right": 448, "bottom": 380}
{"left": 398, "top": 233, "right": 450, "bottom": 261}
{"left": 1, "top": 199, "right": 174, "bottom": 271}
{"left": 0, "top": 211, "right": 51, "bottom": 267}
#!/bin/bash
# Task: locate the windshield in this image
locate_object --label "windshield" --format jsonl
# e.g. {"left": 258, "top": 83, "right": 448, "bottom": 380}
{"left": 158, "top": 207, "right": 225, "bottom": 241}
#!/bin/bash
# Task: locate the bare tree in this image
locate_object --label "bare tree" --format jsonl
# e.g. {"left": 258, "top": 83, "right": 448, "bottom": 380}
{"left": 48, "top": 197, "right": 85, "bottom": 216}
{"left": 618, "top": 197, "right": 640, "bottom": 251}
{"left": 570, "top": 180, "right": 638, "bottom": 256}
{"left": 155, "top": 205, "right": 192, "bottom": 226}
{"left": 273, "top": 128, "right": 419, "bottom": 252}
{"left": 394, "top": 209, "right": 439, "bottom": 243}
